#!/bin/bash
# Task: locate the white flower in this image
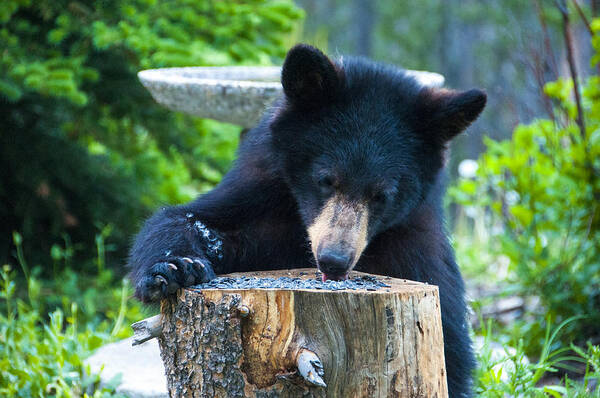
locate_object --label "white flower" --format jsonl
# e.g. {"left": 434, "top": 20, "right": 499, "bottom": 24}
{"left": 464, "top": 206, "right": 478, "bottom": 219}
{"left": 458, "top": 159, "right": 478, "bottom": 178}
{"left": 505, "top": 191, "right": 520, "bottom": 206}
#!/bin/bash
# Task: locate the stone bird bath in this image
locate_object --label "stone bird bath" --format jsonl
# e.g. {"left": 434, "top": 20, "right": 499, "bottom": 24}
{"left": 138, "top": 66, "right": 444, "bottom": 127}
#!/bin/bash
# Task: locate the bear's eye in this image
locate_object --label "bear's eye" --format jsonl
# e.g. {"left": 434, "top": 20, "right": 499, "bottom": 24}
{"left": 372, "top": 192, "right": 387, "bottom": 204}
{"left": 318, "top": 176, "right": 335, "bottom": 195}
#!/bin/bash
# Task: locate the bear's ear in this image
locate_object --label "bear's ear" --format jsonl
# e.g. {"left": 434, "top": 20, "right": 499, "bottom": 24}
{"left": 281, "top": 44, "right": 343, "bottom": 108}
{"left": 415, "top": 87, "right": 487, "bottom": 142}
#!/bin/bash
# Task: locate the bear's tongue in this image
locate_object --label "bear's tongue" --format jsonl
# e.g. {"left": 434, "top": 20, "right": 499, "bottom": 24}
{"left": 321, "top": 273, "right": 348, "bottom": 282}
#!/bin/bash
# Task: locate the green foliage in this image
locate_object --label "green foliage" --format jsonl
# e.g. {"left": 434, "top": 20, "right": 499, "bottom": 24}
{"left": 451, "top": 56, "right": 600, "bottom": 351}
{"left": 475, "top": 319, "right": 600, "bottom": 397}
{"left": 565, "top": 343, "right": 600, "bottom": 397}
{"left": 0, "top": 0, "right": 303, "bottom": 103}
{"left": 0, "top": 0, "right": 303, "bottom": 269}
{"left": 0, "top": 266, "right": 123, "bottom": 397}
{"left": 0, "top": 232, "right": 149, "bottom": 397}
{"left": 10, "top": 231, "right": 149, "bottom": 333}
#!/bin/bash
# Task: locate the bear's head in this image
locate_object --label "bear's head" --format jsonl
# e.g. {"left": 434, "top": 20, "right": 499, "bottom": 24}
{"left": 271, "top": 44, "right": 486, "bottom": 281}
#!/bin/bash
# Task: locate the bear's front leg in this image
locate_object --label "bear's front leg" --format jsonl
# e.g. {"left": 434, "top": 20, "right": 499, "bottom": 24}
{"left": 129, "top": 150, "right": 291, "bottom": 303}
{"left": 129, "top": 207, "right": 224, "bottom": 303}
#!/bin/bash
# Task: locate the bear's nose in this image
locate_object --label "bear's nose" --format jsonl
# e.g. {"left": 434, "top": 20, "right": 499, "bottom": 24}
{"left": 317, "top": 248, "right": 352, "bottom": 275}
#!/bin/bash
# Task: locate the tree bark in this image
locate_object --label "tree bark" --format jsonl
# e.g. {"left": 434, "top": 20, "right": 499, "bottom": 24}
{"left": 156, "top": 269, "right": 448, "bottom": 397}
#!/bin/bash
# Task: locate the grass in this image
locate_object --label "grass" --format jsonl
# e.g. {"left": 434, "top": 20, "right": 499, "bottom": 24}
{"left": 0, "top": 232, "right": 151, "bottom": 398}
{"left": 454, "top": 212, "right": 600, "bottom": 397}
{"left": 474, "top": 318, "right": 600, "bottom": 397}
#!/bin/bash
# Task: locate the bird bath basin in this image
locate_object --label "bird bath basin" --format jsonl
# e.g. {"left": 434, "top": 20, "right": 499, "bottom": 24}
{"left": 138, "top": 66, "right": 445, "bottom": 128}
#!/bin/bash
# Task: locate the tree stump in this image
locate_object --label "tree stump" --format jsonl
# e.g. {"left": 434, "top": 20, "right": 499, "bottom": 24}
{"left": 149, "top": 269, "right": 448, "bottom": 397}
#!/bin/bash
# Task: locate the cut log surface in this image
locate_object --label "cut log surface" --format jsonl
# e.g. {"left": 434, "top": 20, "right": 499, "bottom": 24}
{"left": 157, "top": 268, "right": 448, "bottom": 398}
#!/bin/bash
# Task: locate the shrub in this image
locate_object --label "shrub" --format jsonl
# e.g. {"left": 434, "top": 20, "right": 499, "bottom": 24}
{"left": 0, "top": 265, "right": 124, "bottom": 397}
{"left": 451, "top": 68, "right": 600, "bottom": 350}
{"left": 0, "top": 0, "right": 304, "bottom": 269}
{"left": 0, "top": 231, "right": 150, "bottom": 397}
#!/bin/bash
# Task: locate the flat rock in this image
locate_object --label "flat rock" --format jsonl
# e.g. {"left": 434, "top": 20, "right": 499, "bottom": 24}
{"left": 86, "top": 337, "right": 167, "bottom": 398}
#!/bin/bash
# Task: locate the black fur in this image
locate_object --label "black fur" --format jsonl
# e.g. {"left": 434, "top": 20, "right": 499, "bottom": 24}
{"left": 129, "top": 44, "right": 486, "bottom": 397}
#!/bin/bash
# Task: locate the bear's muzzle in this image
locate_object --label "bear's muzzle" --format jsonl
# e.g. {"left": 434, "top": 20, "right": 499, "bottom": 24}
{"left": 307, "top": 195, "right": 368, "bottom": 279}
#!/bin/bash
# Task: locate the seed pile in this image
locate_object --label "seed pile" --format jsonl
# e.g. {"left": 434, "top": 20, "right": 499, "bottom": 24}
{"left": 191, "top": 273, "right": 391, "bottom": 291}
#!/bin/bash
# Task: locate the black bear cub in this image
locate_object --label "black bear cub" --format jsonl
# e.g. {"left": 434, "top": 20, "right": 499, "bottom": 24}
{"left": 129, "top": 44, "right": 486, "bottom": 397}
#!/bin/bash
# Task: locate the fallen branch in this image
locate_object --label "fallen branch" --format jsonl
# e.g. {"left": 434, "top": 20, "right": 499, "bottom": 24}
{"left": 131, "top": 314, "right": 162, "bottom": 346}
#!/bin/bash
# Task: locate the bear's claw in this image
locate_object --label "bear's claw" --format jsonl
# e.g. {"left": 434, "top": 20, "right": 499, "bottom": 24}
{"left": 136, "top": 255, "right": 216, "bottom": 302}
